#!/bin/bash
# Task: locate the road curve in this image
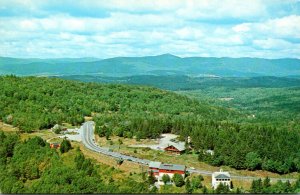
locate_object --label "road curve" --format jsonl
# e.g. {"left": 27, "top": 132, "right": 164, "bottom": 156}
{"left": 80, "top": 121, "right": 296, "bottom": 182}
{"left": 81, "top": 121, "right": 150, "bottom": 165}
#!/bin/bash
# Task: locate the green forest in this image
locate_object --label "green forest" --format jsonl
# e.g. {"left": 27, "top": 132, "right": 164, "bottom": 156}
{"left": 179, "top": 86, "right": 300, "bottom": 126}
{"left": 0, "top": 131, "right": 149, "bottom": 193}
{"left": 58, "top": 74, "right": 300, "bottom": 127}
{"left": 0, "top": 75, "right": 300, "bottom": 174}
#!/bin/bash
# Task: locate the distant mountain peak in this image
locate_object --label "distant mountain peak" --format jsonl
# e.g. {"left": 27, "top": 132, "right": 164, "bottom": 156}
{"left": 156, "top": 53, "right": 180, "bottom": 58}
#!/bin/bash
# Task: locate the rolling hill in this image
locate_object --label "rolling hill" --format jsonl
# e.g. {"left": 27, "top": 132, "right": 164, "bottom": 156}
{"left": 54, "top": 75, "right": 300, "bottom": 91}
{"left": 1, "top": 54, "right": 300, "bottom": 77}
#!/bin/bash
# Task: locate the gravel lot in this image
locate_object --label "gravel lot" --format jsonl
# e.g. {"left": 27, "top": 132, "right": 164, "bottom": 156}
{"left": 129, "top": 133, "right": 184, "bottom": 150}
{"left": 59, "top": 127, "right": 82, "bottom": 142}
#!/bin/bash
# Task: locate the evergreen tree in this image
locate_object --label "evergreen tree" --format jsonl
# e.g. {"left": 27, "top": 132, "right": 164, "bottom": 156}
{"left": 294, "top": 177, "right": 300, "bottom": 193}
{"left": 262, "top": 176, "right": 271, "bottom": 193}
{"left": 60, "top": 138, "right": 72, "bottom": 153}
{"left": 250, "top": 178, "right": 263, "bottom": 193}
{"left": 149, "top": 186, "right": 158, "bottom": 193}
{"left": 173, "top": 173, "right": 185, "bottom": 187}
{"left": 215, "top": 183, "right": 230, "bottom": 194}
{"left": 185, "top": 178, "right": 193, "bottom": 193}
{"left": 162, "top": 174, "right": 170, "bottom": 185}
{"left": 236, "top": 187, "right": 242, "bottom": 194}
{"left": 148, "top": 171, "right": 156, "bottom": 185}
{"left": 245, "top": 152, "right": 262, "bottom": 170}
{"left": 191, "top": 175, "right": 203, "bottom": 189}
{"left": 284, "top": 180, "right": 292, "bottom": 193}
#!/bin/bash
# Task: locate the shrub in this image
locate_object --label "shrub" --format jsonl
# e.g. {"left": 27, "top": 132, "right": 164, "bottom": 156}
{"left": 162, "top": 174, "right": 170, "bottom": 185}
{"left": 173, "top": 173, "right": 184, "bottom": 187}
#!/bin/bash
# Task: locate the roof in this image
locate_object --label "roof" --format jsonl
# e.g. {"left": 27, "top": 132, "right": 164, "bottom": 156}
{"left": 149, "top": 161, "right": 161, "bottom": 169}
{"left": 50, "top": 142, "right": 60, "bottom": 145}
{"left": 149, "top": 169, "right": 159, "bottom": 173}
{"left": 213, "top": 171, "right": 231, "bottom": 179}
{"left": 53, "top": 124, "right": 60, "bottom": 129}
{"left": 159, "top": 163, "right": 186, "bottom": 171}
{"left": 164, "top": 142, "right": 185, "bottom": 151}
{"left": 215, "top": 174, "right": 230, "bottom": 179}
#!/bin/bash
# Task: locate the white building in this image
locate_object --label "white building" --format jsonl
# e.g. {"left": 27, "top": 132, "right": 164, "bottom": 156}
{"left": 212, "top": 169, "right": 231, "bottom": 189}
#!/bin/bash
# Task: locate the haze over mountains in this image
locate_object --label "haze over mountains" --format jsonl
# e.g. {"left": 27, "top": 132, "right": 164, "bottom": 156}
{"left": 1, "top": 54, "right": 300, "bottom": 77}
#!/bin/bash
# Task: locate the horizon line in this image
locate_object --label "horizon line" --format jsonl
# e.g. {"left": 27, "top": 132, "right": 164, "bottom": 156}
{"left": 0, "top": 53, "right": 299, "bottom": 60}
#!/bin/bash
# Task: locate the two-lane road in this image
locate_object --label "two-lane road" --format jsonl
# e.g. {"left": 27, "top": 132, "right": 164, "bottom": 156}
{"left": 80, "top": 121, "right": 296, "bottom": 182}
{"left": 81, "top": 121, "right": 150, "bottom": 165}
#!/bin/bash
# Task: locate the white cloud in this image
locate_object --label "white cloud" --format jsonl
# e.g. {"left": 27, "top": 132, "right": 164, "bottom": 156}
{"left": 0, "top": 0, "right": 300, "bottom": 58}
{"left": 253, "top": 38, "right": 296, "bottom": 50}
{"left": 232, "top": 15, "right": 300, "bottom": 39}
{"left": 262, "top": 15, "right": 300, "bottom": 38}
{"left": 175, "top": 27, "right": 204, "bottom": 40}
{"left": 176, "top": 0, "right": 267, "bottom": 20}
{"left": 232, "top": 23, "right": 250, "bottom": 33}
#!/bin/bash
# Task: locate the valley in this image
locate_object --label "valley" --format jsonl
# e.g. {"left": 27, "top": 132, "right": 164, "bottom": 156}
{"left": 1, "top": 75, "right": 300, "bottom": 193}
{"left": 2, "top": 0, "right": 300, "bottom": 193}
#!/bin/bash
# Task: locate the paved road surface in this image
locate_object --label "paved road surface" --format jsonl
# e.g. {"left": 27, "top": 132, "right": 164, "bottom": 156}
{"left": 81, "top": 121, "right": 296, "bottom": 182}
{"left": 81, "top": 121, "right": 150, "bottom": 165}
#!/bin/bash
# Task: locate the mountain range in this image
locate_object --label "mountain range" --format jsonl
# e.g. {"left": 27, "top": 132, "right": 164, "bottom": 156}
{"left": 1, "top": 54, "right": 300, "bottom": 77}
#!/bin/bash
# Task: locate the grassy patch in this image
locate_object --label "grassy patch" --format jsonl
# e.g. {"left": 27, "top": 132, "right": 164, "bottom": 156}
{"left": 73, "top": 142, "right": 147, "bottom": 182}
{"left": 159, "top": 185, "right": 185, "bottom": 193}
{"left": 0, "top": 121, "right": 19, "bottom": 132}
{"left": 96, "top": 135, "right": 158, "bottom": 147}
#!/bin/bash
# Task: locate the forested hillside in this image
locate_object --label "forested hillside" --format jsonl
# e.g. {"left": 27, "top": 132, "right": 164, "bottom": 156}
{"left": 180, "top": 87, "right": 300, "bottom": 125}
{"left": 57, "top": 75, "right": 300, "bottom": 90}
{"left": 1, "top": 55, "right": 300, "bottom": 77}
{"left": 0, "top": 132, "right": 149, "bottom": 193}
{"left": 1, "top": 76, "right": 300, "bottom": 174}
{"left": 57, "top": 74, "right": 300, "bottom": 126}
{"left": 0, "top": 75, "right": 235, "bottom": 132}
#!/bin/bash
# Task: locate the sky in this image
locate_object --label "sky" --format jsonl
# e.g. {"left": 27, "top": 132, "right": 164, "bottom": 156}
{"left": 0, "top": 0, "right": 300, "bottom": 59}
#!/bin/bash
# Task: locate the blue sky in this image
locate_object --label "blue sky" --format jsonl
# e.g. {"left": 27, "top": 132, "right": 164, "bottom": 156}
{"left": 0, "top": 0, "right": 300, "bottom": 59}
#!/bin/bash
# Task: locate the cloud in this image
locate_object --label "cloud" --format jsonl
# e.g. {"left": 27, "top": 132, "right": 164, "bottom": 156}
{"left": 0, "top": 0, "right": 300, "bottom": 58}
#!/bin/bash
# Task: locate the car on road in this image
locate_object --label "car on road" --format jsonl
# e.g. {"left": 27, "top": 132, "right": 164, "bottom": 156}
{"left": 190, "top": 167, "right": 195, "bottom": 170}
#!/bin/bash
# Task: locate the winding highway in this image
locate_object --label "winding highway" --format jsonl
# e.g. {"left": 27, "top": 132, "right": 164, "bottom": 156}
{"left": 81, "top": 121, "right": 296, "bottom": 182}
{"left": 81, "top": 121, "right": 150, "bottom": 165}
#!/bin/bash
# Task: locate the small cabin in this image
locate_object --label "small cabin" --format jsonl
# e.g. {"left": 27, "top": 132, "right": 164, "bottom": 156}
{"left": 164, "top": 143, "right": 185, "bottom": 155}
{"left": 50, "top": 143, "right": 61, "bottom": 149}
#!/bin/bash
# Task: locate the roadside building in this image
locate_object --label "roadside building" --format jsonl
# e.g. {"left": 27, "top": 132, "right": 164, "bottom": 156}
{"left": 164, "top": 143, "right": 185, "bottom": 155}
{"left": 148, "top": 161, "right": 186, "bottom": 185}
{"left": 148, "top": 161, "right": 161, "bottom": 179}
{"left": 212, "top": 169, "right": 231, "bottom": 189}
{"left": 158, "top": 163, "right": 186, "bottom": 185}
{"left": 50, "top": 142, "right": 61, "bottom": 149}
